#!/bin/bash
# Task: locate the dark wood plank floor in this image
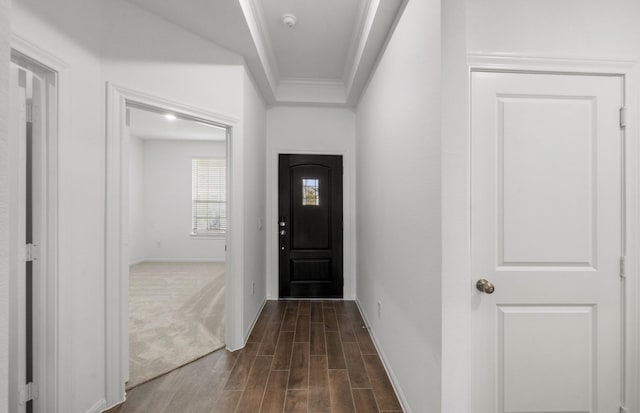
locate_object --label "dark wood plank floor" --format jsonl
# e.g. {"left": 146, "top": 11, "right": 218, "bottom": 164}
{"left": 106, "top": 300, "right": 403, "bottom": 413}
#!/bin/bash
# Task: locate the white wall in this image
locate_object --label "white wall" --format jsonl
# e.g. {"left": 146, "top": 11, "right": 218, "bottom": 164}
{"left": 99, "top": 0, "right": 244, "bottom": 117}
{"left": 128, "top": 135, "right": 145, "bottom": 265}
{"left": 442, "top": 1, "right": 640, "bottom": 412}
{"left": 468, "top": 0, "right": 640, "bottom": 57}
{"left": 354, "top": 0, "right": 441, "bottom": 411}
{"left": 132, "top": 138, "right": 226, "bottom": 263}
{"left": 266, "top": 106, "right": 356, "bottom": 300}
{"left": 99, "top": 0, "right": 258, "bottom": 356}
{"left": 11, "top": 1, "right": 106, "bottom": 411}
{"left": 241, "top": 70, "right": 267, "bottom": 339}
{"left": 0, "top": 1, "right": 11, "bottom": 412}
{"left": 10, "top": 0, "right": 266, "bottom": 410}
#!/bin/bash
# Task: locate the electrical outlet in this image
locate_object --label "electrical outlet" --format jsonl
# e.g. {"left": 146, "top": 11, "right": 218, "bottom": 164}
{"left": 377, "top": 300, "right": 382, "bottom": 319}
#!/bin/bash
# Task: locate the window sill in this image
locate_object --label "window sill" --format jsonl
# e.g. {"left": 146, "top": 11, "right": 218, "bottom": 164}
{"left": 190, "top": 233, "right": 226, "bottom": 239}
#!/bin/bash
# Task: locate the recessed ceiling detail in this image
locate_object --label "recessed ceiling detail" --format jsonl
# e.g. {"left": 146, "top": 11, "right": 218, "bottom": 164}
{"left": 242, "top": 0, "right": 406, "bottom": 105}
{"left": 127, "top": 0, "right": 407, "bottom": 106}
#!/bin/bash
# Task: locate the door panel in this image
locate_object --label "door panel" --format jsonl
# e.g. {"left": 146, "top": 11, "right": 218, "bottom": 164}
{"left": 471, "top": 72, "right": 622, "bottom": 413}
{"left": 279, "top": 154, "right": 343, "bottom": 298}
{"left": 499, "top": 305, "right": 595, "bottom": 412}
{"left": 500, "top": 96, "right": 595, "bottom": 265}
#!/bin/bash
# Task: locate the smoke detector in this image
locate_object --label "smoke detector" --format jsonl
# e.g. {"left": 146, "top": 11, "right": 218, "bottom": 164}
{"left": 281, "top": 13, "right": 297, "bottom": 28}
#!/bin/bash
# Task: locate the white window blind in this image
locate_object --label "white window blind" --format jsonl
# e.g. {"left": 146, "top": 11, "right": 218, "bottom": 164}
{"left": 192, "top": 158, "right": 226, "bottom": 235}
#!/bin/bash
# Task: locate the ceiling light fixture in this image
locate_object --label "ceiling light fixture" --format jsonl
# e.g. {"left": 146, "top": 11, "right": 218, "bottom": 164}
{"left": 281, "top": 13, "right": 297, "bottom": 28}
{"left": 164, "top": 113, "right": 177, "bottom": 121}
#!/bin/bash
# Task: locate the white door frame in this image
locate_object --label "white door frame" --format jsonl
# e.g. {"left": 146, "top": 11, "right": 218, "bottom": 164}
{"left": 104, "top": 84, "right": 243, "bottom": 407}
{"left": 9, "top": 34, "right": 63, "bottom": 413}
{"left": 442, "top": 54, "right": 640, "bottom": 413}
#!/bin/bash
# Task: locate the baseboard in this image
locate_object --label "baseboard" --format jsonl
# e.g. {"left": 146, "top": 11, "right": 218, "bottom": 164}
{"left": 243, "top": 297, "right": 268, "bottom": 344}
{"left": 226, "top": 296, "right": 268, "bottom": 353}
{"left": 266, "top": 295, "right": 357, "bottom": 300}
{"left": 100, "top": 398, "right": 124, "bottom": 413}
{"left": 355, "top": 300, "right": 412, "bottom": 413}
{"left": 87, "top": 398, "right": 106, "bottom": 413}
{"left": 129, "top": 258, "right": 146, "bottom": 266}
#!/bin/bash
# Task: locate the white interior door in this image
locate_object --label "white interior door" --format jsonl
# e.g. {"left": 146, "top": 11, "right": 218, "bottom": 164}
{"left": 471, "top": 71, "right": 624, "bottom": 413}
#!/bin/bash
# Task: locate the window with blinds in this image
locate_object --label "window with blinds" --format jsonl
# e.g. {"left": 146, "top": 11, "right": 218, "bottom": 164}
{"left": 192, "top": 158, "right": 226, "bottom": 235}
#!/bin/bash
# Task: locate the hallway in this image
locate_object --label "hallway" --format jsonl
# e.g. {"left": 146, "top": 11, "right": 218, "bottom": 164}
{"left": 108, "top": 300, "right": 402, "bottom": 412}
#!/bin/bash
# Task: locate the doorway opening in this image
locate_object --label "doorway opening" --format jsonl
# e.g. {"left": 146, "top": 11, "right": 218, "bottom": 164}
{"left": 8, "top": 50, "right": 59, "bottom": 413}
{"left": 105, "top": 85, "right": 242, "bottom": 407}
{"left": 124, "top": 103, "right": 228, "bottom": 389}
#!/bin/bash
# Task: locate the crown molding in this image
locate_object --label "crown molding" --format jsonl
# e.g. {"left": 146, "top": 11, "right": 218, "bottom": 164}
{"left": 345, "top": 0, "right": 408, "bottom": 106}
{"left": 240, "top": 0, "right": 407, "bottom": 106}
{"left": 238, "top": 0, "right": 280, "bottom": 99}
{"left": 276, "top": 78, "right": 347, "bottom": 105}
{"left": 343, "top": 0, "right": 377, "bottom": 94}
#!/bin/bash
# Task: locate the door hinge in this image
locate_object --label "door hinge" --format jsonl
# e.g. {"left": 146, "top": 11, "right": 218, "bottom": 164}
{"left": 620, "top": 406, "right": 627, "bottom": 413}
{"left": 620, "top": 107, "right": 627, "bottom": 128}
{"left": 25, "top": 243, "right": 37, "bottom": 262}
{"left": 19, "top": 382, "right": 38, "bottom": 405}
{"left": 26, "top": 102, "right": 33, "bottom": 124}
{"left": 620, "top": 256, "right": 626, "bottom": 279}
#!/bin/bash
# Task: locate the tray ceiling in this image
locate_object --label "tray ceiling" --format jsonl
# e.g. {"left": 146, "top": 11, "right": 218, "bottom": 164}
{"left": 127, "top": 0, "right": 407, "bottom": 105}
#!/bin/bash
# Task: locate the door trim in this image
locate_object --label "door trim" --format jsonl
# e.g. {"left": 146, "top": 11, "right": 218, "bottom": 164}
{"left": 104, "top": 84, "right": 242, "bottom": 408}
{"left": 442, "top": 54, "right": 639, "bottom": 413}
{"left": 278, "top": 154, "right": 344, "bottom": 298}
{"left": 267, "top": 148, "right": 355, "bottom": 300}
{"left": 9, "top": 34, "right": 64, "bottom": 413}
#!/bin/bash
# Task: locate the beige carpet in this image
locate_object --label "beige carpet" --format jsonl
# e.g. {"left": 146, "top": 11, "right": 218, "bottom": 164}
{"left": 128, "top": 261, "right": 225, "bottom": 389}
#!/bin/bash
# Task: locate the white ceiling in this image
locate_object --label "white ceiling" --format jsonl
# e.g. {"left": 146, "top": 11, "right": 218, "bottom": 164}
{"left": 262, "top": 0, "right": 366, "bottom": 80}
{"left": 126, "top": 0, "right": 406, "bottom": 106}
{"left": 128, "top": 107, "right": 227, "bottom": 141}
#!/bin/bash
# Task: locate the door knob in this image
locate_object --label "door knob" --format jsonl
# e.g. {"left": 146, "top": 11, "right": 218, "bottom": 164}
{"left": 476, "top": 279, "right": 495, "bottom": 294}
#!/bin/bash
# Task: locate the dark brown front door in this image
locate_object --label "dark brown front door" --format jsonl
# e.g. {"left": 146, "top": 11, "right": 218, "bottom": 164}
{"left": 278, "top": 154, "right": 343, "bottom": 298}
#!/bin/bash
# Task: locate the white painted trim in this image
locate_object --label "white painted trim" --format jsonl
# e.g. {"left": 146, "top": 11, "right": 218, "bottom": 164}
{"left": 104, "top": 84, "right": 243, "bottom": 409}
{"left": 238, "top": 0, "right": 279, "bottom": 99}
{"left": 444, "top": 54, "right": 639, "bottom": 413}
{"left": 344, "top": 0, "right": 408, "bottom": 106}
{"left": 86, "top": 398, "right": 106, "bottom": 413}
{"left": 342, "top": 0, "right": 374, "bottom": 86}
{"left": 10, "top": 34, "right": 64, "bottom": 413}
{"left": 343, "top": 0, "right": 378, "bottom": 94}
{"left": 623, "top": 61, "right": 640, "bottom": 413}
{"left": 467, "top": 53, "right": 637, "bottom": 74}
{"left": 11, "top": 34, "right": 68, "bottom": 72}
{"left": 241, "top": 298, "right": 267, "bottom": 347}
{"left": 8, "top": 61, "right": 28, "bottom": 413}
{"left": 354, "top": 300, "right": 411, "bottom": 413}
{"left": 266, "top": 148, "right": 356, "bottom": 301}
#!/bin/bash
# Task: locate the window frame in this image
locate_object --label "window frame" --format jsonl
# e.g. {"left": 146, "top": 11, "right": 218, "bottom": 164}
{"left": 191, "top": 156, "right": 227, "bottom": 237}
